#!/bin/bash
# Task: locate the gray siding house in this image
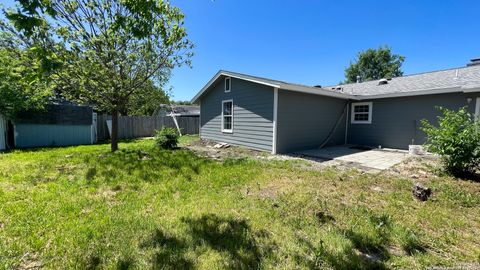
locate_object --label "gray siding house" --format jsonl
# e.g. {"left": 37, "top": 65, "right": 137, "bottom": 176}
{"left": 191, "top": 62, "right": 480, "bottom": 154}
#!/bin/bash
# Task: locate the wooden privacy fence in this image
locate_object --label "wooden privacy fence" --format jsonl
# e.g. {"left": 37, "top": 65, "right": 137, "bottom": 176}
{"left": 96, "top": 114, "right": 199, "bottom": 141}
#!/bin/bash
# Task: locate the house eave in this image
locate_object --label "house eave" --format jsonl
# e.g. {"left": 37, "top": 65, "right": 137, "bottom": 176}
{"left": 191, "top": 71, "right": 356, "bottom": 103}
{"left": 461, "top": 85, "right": 480, "bottom": 93}
{"left": 355, "top": 87, "right": 468, "bottom": 100}
{"left": 190, "top": 71, "right": 281, "bottom": 104}
{"left": 278, "top": 84, "right": 357, "bottom": 100}
{"left": 191, "top": 71, "right": 480, "bottom": 104}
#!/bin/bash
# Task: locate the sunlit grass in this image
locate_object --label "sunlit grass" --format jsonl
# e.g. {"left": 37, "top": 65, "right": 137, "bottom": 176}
{"left": 0, "top": 137, "right": 479, "bottom": 269}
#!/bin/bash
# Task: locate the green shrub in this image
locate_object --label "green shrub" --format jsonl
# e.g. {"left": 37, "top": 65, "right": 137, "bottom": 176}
{"left": 421, "top": 107, "right": 480, "bottom": 178}
{"left": 155, "top": 127, "right": 179, "bottom": 149}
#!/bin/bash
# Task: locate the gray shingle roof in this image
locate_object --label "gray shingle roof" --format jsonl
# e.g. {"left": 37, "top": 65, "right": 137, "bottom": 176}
{"left": 327, "top": 65, "right": 480, "bottom": 96}
{"left": 192, "top": 66, "right": 480, "bottom": 103}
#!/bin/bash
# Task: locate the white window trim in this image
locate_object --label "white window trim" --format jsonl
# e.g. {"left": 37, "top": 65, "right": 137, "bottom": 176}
{"left": 221, "top": 99, "right": 233, "bottom": 133}
{"left": 225, "top": 77, "right": 231, "bottom": 93}
{"left": 351, "top": 102, "right": 373, "bottom": 124}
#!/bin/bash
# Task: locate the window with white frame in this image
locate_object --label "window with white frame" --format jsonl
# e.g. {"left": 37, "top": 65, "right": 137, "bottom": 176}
{"left": 225, "top": 77, "right": 231, "bottom": 92}
{"left": 351, "top": 102, "right": 373, "bottom": 124}
{"left": 222, "top": 100, "right": 233, "bottom": 132}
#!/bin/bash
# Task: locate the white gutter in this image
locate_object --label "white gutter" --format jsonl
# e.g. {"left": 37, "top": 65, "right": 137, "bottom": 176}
{"left": 461, "top": 85, "right": 480, "bottom": 93}
{"left": 356, "top": 87, "right": 464, "bottom": 100}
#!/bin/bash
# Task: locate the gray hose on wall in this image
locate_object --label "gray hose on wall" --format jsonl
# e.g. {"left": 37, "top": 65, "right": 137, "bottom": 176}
{"left": 318, "top": 101, "right": 349, "bottom": 149}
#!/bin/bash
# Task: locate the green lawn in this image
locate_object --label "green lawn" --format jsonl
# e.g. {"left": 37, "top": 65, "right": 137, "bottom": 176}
{"left": 0, "top": 137, "right": 479, "bottom": 269}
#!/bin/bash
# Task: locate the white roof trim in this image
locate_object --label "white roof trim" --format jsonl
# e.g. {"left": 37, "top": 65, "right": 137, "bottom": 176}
{"left": 277, "top": 84, "right": 356, "bottom": 100}
{"left": 356, "top": 87, "right": 464, "bottom": 100}
{"left": 461, "top": 85, "right": 480, "bottom": 93}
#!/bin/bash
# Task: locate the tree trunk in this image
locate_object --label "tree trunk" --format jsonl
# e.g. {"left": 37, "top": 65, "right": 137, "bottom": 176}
{"left": 111, "top": 110, "right": 119, "bottom": 152}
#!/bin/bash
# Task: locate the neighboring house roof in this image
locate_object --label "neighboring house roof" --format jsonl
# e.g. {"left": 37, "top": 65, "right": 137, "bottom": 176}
{"left": 159, "top": 104, "right": 199, "bottom": 116}
{"left": 327, "top": 65, "right": 480, "bottom": 98}
{"left": 191, "top": 66, "right": 480, "bottom": 103}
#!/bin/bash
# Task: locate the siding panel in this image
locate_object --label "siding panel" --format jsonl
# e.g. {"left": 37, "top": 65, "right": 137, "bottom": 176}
{"left": 348, "top": 93, "right": 479, "bottom": 149}
{"left": 200, "top": 77, "right": 274, "bottom": 152}
{"left": 276, "top": 90, "right": 347, "bottom": 153}
{"left": 14, "top": 124, "right": 93, "bottom": 148}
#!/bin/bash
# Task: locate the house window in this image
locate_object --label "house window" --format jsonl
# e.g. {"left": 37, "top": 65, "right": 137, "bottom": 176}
{"left": 222, "top": 100, "right": 233, "bottom": 133}
{"left": 225, "top": 77, "right": 231, "bottom": 92}
{"left": 351, "top": 102, "right": 373, "bottom": 124}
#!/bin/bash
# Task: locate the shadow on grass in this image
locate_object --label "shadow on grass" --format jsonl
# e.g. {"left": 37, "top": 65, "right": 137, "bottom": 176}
{"left": 296, "top": 210, "right": 428, "bottom": 269}
{"left": 298, "top": 236, "right": 387, "bottom": 269}
{"left": 140, "top": 229, "right": 194, "bottom": 270}
{"left": 84, "top": 147, "right": 213, "bottom": 183}
{"left": 139, "top": 214, "right": 273, "bottom": 270}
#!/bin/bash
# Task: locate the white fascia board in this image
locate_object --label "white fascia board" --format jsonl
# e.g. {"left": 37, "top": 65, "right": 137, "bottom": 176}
{"left": 357, "top": 87, "right": 464, "bottom": 100}
{"left": 461, "top": 85, "right": 480, "bottom": 93}
{"left": 279, "top": 84, "right": 357, "bottom": 100}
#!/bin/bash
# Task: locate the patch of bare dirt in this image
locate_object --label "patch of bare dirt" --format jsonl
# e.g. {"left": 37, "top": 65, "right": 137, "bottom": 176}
{"left": 387, "top": 156, "right": 441, "bottom": 179}
{"left": 186, "top": 139, "right": 266, "bottom": 161}
{"left": 17, "top": 252, "right": 43, "bottom": 270}
{"left": 242, "top": 175, "right": 305, "bottom": 200}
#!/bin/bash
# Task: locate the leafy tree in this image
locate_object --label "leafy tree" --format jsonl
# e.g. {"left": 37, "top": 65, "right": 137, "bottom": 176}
{"left": 421, "top": 107, "right": 480, "bottom": 178}
{"left": 2, "top": 0, "right": 193, "bottom": 151}
{"left": 124, "top": 81, "right": 170, "bottom": 116}
{"left": 345, "top": 46, "right": 405, "bottom": 83}
{"left": 0, "top": 46, "right": 52, "bottom": 119}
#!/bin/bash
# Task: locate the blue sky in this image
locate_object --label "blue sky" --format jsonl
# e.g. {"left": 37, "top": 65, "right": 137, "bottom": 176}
{"left": 168, "top": 0, "right": 480, "bottom": 101}
{"left": 3, "top": 0, "right": 479, "bottom": 101}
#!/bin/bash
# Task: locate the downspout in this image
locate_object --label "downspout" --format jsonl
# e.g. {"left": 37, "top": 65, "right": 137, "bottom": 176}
{"left": 344, "top": 100, "right": 349, "bottom": 145}
{"left": 272, "top": 88, "right": 278, "bottom": 154}
{"left": 198, "top": 100, "right": 202, "bottom": 137}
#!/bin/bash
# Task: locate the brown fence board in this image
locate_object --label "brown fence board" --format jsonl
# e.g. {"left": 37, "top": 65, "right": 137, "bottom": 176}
{"left": 96, "top": 114, "right": 199, "bottom": 141}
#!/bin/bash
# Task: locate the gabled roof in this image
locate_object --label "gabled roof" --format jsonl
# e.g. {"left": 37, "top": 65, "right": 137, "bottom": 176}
{"left": 191, "top": 70, "right": 356, "bottom": 103}
{"left": 191, "top": 66, "right": 480, "bottom": 103}
{"left": 327, "top": 65, "right": 480, "bottom": 98}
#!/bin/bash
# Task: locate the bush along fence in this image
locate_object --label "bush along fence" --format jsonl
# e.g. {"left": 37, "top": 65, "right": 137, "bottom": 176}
{"left": 97, "top": 114, "right": 199, "bottom": 141}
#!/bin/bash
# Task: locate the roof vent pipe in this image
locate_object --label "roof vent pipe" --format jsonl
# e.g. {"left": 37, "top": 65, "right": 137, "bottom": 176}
{"left": 378, "top": 78, "right": 388, "bottom": 85}
{"left": 466, "top": 58, "right": 480, "bottom": 67}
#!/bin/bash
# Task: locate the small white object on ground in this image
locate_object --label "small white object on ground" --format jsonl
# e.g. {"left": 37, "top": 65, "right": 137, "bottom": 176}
{"left": 409, "top": 145, "right": 425, "bottom": 155}
{"left": 213, "top": 142, "right": 230, "bottom": 149}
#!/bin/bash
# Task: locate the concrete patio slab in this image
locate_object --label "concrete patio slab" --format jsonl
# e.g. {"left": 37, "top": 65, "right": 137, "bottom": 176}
{"left": 295, "top": 146, "right": 409, "bottom": 170}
